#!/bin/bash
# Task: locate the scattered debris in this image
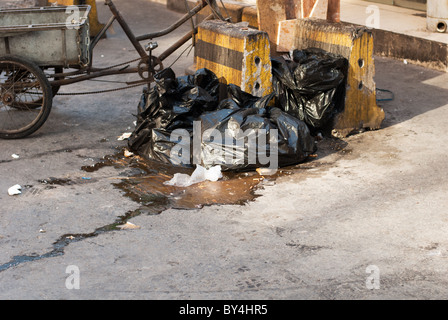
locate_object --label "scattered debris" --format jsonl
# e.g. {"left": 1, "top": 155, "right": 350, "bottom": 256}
{"left": 427, "top": 250, "right": 442, "bottom": 257}
{"left": 63, "top": 122, "right": 80, "bottom": 127}
{"left": 124, "top": 150, "right": 134, "bottom": 158}
{"left": 8, "top": 184, "right": 22, "bottom": 196}
{"left": 39, "top": 229, "right": 46, "bottom": 233}
{"left": 11, "top": 154, "right": 20, "bottom": 159}
{"left": 117, "top": 132, "right": 132, "bottom": 141}
{"left": 164, "top": 165, "right": 223, "bottom": 187}
{"left": 38, "top": 177, "right": 72, "bottom": 186}
{"left": 256, "top": 168, "right": 277, "bottom": 176}
{"left": 117, "top": 221, "right": 141, "bottom": 230}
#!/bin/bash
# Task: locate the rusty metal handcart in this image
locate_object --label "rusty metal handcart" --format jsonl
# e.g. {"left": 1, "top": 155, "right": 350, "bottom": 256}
{"left": 0, "top": 0, "right": 228, "bottom": 139}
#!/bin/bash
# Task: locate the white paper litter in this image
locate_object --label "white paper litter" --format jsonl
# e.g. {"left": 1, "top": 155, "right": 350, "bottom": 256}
{"left": 256, "top": 168, "right": 277, "bottom": 176}
{"left": 8, "top": 184, "right": 22, "bottom": 196}
{"left": 164, "top": 165, "right": 222, "bottom": 187}
{"left": 11, "top": 154, "right": 20, "bottom": 159}
{"left": 124, "top": 150, "right": 134, "bottom": 157}
{"left": 117, "top": 132, "right": 132, "bottom": 141}
{"left": 117, "top": 222, "right": 141, "bottom": 230}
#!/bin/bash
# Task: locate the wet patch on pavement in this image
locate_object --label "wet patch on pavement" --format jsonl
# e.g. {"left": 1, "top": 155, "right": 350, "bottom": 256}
{"left": 82, "top": 150, "right": 306, "bottom": 213}
{"left": 0, "top": 209, "right": 142, "bottom": 273}
{"left": 0, "top": 136, "right": 350, "bottom": 273}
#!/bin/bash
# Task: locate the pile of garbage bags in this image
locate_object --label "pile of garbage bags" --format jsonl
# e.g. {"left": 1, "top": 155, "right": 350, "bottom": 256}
{"left": 128, "top": 48, "right": 347, "bottom": 171}
{"left": 272, "top": 48, "right": 347, "bottom": 132}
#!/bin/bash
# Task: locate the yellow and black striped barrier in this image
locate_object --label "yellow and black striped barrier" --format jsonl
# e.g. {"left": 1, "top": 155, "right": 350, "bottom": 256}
{"left": 195, "top": 20, "right": 272, "bottom": 98}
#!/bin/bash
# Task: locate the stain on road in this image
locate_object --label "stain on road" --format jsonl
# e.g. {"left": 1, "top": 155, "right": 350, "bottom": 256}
{"left": 0, "top": 136, "right": 348, "bottom": 273}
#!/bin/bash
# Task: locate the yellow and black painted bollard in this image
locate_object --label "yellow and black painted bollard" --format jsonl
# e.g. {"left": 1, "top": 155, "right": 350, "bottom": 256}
{"left": 195, "top": 20, "right": 272, "bottom": 98}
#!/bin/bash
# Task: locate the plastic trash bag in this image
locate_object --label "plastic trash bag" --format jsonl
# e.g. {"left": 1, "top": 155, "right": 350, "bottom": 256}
{"left": 271, "top": 48, "right": 347, "bottom": 131}
{"left": 129, "top": 68, "right": 221, "bottom": 166}
{"left": 128, "top": 68, "right": 316, "bottom": 171}
{"left": 134, "top": 68, "right": 221, "bottom": 131}
{"left": 164, "top": 165, "right": 222, "bottom": 187}
{"left": 199, "top": 95, "right": 315, "bottom": 171}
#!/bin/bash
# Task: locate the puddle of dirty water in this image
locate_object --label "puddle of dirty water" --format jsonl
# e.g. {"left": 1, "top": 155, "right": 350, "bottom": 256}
{"left": 81, "top": 149, "right": 306, "bottom": 214}
{"left": 80, "top": 136, "right": 350, "bottom": 214}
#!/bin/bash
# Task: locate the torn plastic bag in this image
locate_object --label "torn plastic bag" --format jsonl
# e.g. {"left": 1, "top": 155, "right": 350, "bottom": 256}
{"left": 164, "top": 165, "right": 223, "bottom": 187}
{"left": 134, "top": 68, "right": 221, "bottom": 130}
{"left": 128, "top": 68, "right": 221, "bottom": 166}
{"left": 128, "top": 68, "right": 316, "bottom": 171}
{"left": 199, "top": 95, "right": 316, "bottom": 171}
{"left": 272, "top": 48, "right": 347, "bottom": 131}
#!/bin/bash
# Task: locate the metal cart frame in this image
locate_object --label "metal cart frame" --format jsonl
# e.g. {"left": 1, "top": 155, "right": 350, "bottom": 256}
{"left": 0, "top": 0, "right": 225, "bottom": 139}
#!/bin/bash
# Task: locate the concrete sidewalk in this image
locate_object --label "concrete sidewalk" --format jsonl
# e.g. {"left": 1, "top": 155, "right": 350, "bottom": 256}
{"left": 341, "top": 0, "right": 447, "bottom": 44}
{"left": 166, "top": 0, "right": 448, "bottom": 71}
{"left": 195, "top": 0, "right": 448, "bottom": 44}
{"left": 2, "top": 0, "right": 446, "bottom": 43}
{"left": 331, "top": 0, "right": 448, "bottom": 71}
{"left": 1, "top": 0, "right": 446, "bottom": 69}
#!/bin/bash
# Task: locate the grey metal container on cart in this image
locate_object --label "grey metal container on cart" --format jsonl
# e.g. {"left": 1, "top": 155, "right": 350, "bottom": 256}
{"left": 0, "top": 5, "right": 91, "bottom": 67}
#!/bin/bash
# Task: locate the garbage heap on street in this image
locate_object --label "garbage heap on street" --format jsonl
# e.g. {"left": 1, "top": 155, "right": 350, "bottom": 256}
{"left": 128, "top": 48, "right": 348, "bottom": 172}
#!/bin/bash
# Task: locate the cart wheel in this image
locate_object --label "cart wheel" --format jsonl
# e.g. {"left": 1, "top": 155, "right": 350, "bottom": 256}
{"left": 10, "top": 66, "right": 62, "bottom": 110}
{"left": 0, "top": 55, "right": 52, "bottom": 139}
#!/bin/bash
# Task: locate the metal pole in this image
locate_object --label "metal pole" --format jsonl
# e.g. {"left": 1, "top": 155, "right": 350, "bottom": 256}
{"left": 135, "top": 1, "right": 207, "bottom": 41}
{"left": 158, "top": 13, "right": 214, "bottom": 62}
{"left": 327, "top": 0, "right": 341, "bottom": 23}
{"left": 105, "top": 0, "right": 147, "bottom": 58}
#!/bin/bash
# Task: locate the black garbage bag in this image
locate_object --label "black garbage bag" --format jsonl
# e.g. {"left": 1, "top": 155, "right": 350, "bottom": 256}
{"left": 128, "top": 68, "right": 221, "bottom": 165}
{"left": 199, "top": 95, "right": 316, "bottom": 171}
{"left": 134, "top": 67, "right": 221, "bottom": 130}
{"left": 272, "top": 48, "right": 347, "bottom": 131}
{"left": 128, "top": 67, "right": 316, "bottom": 171}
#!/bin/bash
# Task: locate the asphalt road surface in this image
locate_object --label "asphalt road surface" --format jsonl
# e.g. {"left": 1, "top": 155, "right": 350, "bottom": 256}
{"left": 1, "top": 0, "right": 448, "bottom": 300}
